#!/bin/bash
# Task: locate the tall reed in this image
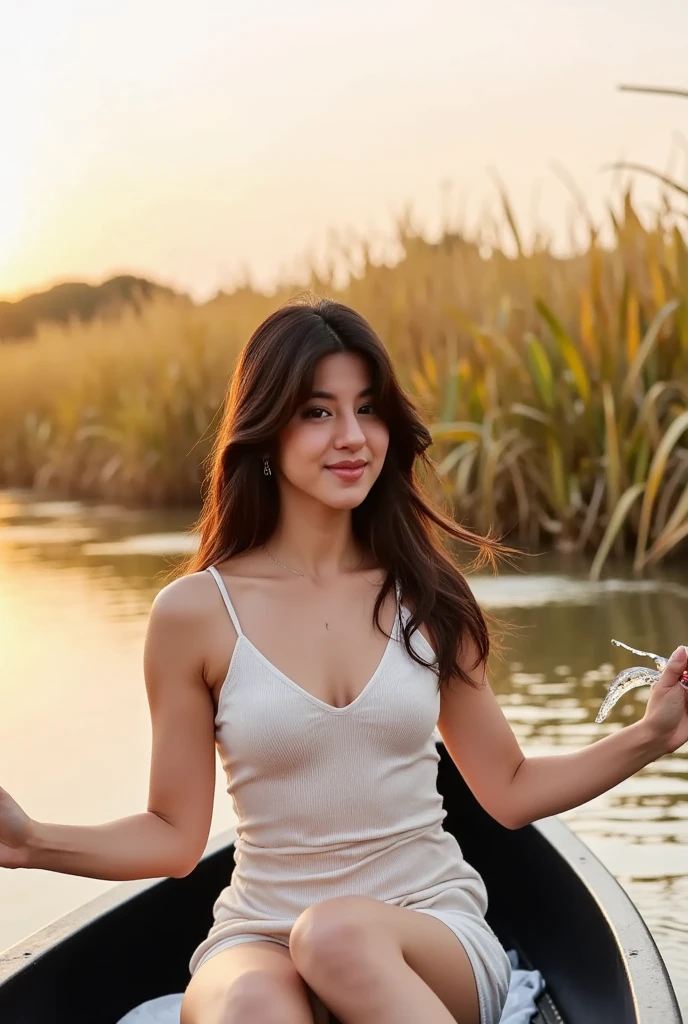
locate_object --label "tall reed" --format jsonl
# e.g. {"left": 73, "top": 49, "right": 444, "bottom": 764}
{"left": 1, "top": 189, "right": 686, "bottom": 576}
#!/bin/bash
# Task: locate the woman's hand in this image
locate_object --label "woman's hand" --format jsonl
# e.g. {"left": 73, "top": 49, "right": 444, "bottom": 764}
{"left": 643, "top": 645, "right": 688, "bottom": 755}
{"left": 0, "top": 786, "right": 34, "bottom": 869}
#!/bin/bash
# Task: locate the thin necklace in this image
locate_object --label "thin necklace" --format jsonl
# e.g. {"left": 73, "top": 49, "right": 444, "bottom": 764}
{"left": 263, "top": 544, "right": 304, "bottom": 577}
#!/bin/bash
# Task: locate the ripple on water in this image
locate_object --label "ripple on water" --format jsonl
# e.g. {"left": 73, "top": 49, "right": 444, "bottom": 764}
{"left": 517, "top": 682, "right": 574, "bottom": 695}
{"left": 510, "top": 671, "right": 547, "bottom": 686}
{"left": 83, "top": 532, "right": 200, "bottom": 556}
{"left": 0, "top": 525, "right": 98, "bottom": 544}
{"left": 503, "top": 704, "right": 588, "bottom": 723}
{"left": 469, "top": 572, "right": 688, "bottom": 607}
{"left": 0, "top": 495, "right": 83, "bottom": 520}
{"left": 22, "top": 501, "right": 85, "bottom": 518}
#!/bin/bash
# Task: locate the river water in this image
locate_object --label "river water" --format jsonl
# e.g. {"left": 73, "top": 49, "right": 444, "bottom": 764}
{"left": 0, "top": 492, "right": 686, "bottom": 1014}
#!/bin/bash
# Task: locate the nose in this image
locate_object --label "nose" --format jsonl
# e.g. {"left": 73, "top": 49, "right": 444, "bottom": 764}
{"left": 334, "top": 409, "right": 366, "bottom": 450}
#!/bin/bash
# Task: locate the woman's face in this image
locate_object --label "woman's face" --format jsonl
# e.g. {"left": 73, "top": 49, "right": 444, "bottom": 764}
{"left": 277, "top": 351, "right": 390, "bottom": 510}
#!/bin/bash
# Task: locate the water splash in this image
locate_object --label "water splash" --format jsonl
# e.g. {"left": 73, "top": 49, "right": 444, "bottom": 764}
{"left": 595, "top": 640, "right": 688, "bottom": 724}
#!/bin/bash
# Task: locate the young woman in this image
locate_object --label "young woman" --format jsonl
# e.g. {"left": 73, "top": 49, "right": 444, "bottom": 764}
{"left": 1, "top": 298, "right": 687, "bottom": 1024}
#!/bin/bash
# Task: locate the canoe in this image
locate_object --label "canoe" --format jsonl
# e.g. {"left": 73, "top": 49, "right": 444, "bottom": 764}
{"left": 0, "top": 742, "right": 681, "bottom": 1024}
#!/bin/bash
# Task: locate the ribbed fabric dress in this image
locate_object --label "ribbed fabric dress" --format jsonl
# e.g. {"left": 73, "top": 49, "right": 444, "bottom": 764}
{"left": 188, "top": 566, "right": 511, "bottom": 1024}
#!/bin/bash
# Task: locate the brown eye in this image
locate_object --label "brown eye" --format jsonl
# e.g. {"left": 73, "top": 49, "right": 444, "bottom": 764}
{"left": 302, "top": 406, "right": 330, "bottom": 419}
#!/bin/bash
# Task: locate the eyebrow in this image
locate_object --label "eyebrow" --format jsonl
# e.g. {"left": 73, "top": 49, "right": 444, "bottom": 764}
{"left": 308, "top": 386, "right": 374, "bottom": 400}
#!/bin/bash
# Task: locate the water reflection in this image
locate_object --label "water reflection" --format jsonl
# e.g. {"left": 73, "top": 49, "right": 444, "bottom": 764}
{"left": 470, "top": 571, "right": 688, "bottom": 606}
{"left": 0, "top": 491, "right": 686, "bottom": 1014}
{"left": 83, "top": 533, "right": 198, "bottom": 557}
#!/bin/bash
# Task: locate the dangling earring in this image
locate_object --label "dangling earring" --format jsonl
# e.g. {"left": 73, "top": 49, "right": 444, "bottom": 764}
{"left": 263, "top": 456, "right": 272, "bottom": 477}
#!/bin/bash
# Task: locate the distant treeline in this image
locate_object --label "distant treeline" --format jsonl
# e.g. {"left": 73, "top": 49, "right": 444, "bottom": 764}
{"left": 0, "top": 275, "right": 183, "bottom": 341}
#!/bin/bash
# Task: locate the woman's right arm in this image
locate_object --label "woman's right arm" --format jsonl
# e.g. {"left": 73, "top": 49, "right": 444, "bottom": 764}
{"left": 0, "top": 575, "right": 218, "bottom": 881}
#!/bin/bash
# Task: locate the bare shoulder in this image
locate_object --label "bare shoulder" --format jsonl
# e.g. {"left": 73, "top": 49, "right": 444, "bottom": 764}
{"left": 150, "top": 569, "right": 220, "bottom": 623}
{"left": 145, "top": 572, "right": 221, "bottom": 668}
{"left": 147, "top": 564, "right": 251, "bottom": 696}
{"left": 149, "top": 551, "right": 269, "bottom": 639}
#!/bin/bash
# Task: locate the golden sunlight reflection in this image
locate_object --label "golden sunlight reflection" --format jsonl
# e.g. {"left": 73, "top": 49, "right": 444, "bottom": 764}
{"left": 0, "top": 511, "right": 231, "bottom": 950}
{"left": 0, "top": 171, "right": 27, "bottom": 285}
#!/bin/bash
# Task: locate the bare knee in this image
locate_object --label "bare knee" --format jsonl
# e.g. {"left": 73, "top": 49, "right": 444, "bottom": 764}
{"left": 290, "top": 897, "right": 389, "bottom": 1000}
{"left": 182, "top": 959, "right": 311, "bottom": 1024}
{"left": 222, "top": 970, "right": 298, "bottom": 1022}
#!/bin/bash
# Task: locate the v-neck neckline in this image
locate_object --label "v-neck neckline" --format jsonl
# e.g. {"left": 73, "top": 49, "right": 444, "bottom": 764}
{"left": 240, "top": 607, "right": 400, "bottom": 714}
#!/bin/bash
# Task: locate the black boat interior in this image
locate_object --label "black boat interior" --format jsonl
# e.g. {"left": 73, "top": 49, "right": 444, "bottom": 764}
{"left": 0, "top": 744, "right": 680, "bottom": 1024}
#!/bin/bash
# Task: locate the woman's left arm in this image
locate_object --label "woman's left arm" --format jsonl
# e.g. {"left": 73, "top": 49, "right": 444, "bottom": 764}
{"left": 437, "top": 643, "right": 688, "bottom": 830}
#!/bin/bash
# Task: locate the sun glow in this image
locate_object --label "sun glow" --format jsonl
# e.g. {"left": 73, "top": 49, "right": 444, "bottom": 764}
{"left": 0, "top": 142, "right": 32, "bottom": 295}
{"left": 0, "top": 198, "right": 25, "bottom": 274}
{"left": 1, "top": 1, "right": 688, "bottom": 300}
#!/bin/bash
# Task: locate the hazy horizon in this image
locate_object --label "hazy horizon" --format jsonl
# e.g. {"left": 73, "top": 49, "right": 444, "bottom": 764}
{"left": 3, "top": 0, "right": 688, "bottom": 302}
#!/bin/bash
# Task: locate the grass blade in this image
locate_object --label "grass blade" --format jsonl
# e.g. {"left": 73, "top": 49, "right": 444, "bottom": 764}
{"left": 622, "top": 300, "right": 680, "bottom": 404}
{"left": 590, "top": 483, "right": 645, "bottom": 580}
{"left": 525, "top": 334, "right": 555, "bottom": 410}
{"left": 604, "top": 162, "right": 688, "bottom": 201}
{"left": 536, "top": 298, "right": 591, "bottom": 403}
{"left": 634, "top": 409, "right": 688, "bottom": 573}
{"left": 603, "top": 382, "right": 622, "bottom": 521}
{"left": 618, "top": 84, "right": 688, "bottom": 99}
{"left": 430, "top": 421, "right": 483, "bottom": 442}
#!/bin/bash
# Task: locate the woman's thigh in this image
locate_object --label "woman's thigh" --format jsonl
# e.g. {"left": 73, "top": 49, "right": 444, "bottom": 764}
{"left": 289, "top": 896, "right": 483, "bottom": 1023}
{"left": 181, "top": 940, "right": 316, "bottom": 1024}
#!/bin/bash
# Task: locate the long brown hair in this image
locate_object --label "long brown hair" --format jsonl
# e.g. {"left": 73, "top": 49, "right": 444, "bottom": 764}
{"left": 180, "top": 295, "right": 505, "bottom": 687}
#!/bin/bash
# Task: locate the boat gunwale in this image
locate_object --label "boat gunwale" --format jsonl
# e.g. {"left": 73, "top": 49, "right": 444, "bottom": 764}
{"left": 533, "top": 815, "right": 681, "bottom": 1021}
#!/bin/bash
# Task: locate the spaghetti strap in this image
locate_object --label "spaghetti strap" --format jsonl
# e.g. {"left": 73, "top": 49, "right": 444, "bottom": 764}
{"left": 206, "top": 566, "right": 243, "bottom": 637}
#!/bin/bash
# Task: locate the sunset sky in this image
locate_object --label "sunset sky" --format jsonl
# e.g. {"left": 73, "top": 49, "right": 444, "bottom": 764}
{"left": 2, "top": 0, "right": 687, "bottom": 300}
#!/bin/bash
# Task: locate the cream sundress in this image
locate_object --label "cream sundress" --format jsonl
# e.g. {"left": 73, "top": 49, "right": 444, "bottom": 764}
{"left": 188, "top": 566, "right": 511, "bottom": 1024}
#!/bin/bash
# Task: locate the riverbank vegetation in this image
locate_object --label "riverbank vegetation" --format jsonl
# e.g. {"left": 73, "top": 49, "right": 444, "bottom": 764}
{"left": 1, "top": 188, "right": 687, "bottom": 577}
